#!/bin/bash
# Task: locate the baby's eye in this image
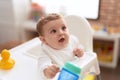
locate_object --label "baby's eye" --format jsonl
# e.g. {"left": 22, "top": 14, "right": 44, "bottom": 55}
{"left": 50, "top": 29, "right": 56, "bottom": 34}
{"left": 62, "top": 26, "right": 66, "bottom": 31}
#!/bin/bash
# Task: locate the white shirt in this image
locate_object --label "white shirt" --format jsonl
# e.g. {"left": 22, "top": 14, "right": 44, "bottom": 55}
{"left": 37, "top": 35, "right": 83, "bottom": 80}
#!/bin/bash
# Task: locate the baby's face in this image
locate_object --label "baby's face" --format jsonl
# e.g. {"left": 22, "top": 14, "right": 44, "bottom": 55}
{"left": 40, "top": 18, "right": 70, "bottom": 50}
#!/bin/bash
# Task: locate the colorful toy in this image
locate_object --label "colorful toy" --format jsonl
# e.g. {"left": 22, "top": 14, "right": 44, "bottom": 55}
{"left": 58, "top": 62, "right": 81, "bottom": 80}
{"left": 0, "top": 49, "right": 15, "bottom": 70}
{"left": 83, "top": 72, "right": 96, "bottom": 80}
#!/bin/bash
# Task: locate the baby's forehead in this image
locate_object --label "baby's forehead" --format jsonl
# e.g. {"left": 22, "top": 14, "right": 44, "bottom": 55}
{"left": 48, "top": 18, "right": 66, "bottom": 25}
{"left": 43, "top": 19, "right": 66, "bottom": 28}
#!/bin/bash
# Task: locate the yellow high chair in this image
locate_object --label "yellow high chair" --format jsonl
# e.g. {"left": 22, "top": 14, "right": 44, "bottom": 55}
{"left": 25, "top": 15, "right": 101, "bottom": 80}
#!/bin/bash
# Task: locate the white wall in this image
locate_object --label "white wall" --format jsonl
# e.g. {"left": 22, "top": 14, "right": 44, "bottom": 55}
{"left": 0, "top": 0, "right": 30, "bottom": 44}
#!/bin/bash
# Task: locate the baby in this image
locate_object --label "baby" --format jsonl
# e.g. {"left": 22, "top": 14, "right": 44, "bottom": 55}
{"left": 36, "top": 13, "right": 84, "bottom": 79}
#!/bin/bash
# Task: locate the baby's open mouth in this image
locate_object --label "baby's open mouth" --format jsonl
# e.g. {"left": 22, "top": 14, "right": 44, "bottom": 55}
{"left": 59, "top": 38, "right": 65, "bottom": 42}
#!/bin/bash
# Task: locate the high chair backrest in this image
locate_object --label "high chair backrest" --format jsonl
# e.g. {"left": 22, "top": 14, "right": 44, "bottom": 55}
{"left": 64, "top": 15, "right": 100, "bottom": 80}
{"left": 64, "top": 15, "right": 94, "bottom": 52}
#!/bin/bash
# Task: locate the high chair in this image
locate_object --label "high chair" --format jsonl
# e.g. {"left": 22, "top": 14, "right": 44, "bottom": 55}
{"left": 64, "top": 15, "right": 101, "bottom": 80}
{"left": 0, "top": 15, "right": 100, "bottom": 80}
{"left": 24, "top": 15, "right": 101, "bottom": 80}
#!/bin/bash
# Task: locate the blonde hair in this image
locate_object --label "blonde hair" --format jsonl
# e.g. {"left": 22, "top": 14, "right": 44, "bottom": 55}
{"left": 36, "top": 13, "right": 62, "bottom": 36}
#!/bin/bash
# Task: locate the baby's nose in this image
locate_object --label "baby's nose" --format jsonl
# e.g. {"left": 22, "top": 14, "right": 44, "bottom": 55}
{"left": 59, "top": 30, "right": 64, "bottom": 34}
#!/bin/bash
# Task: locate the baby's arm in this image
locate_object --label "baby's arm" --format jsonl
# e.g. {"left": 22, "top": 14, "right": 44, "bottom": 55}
{"left": 38, "top": 49, "right": 60, "bottom": 79}
{"left": 70, "top": 35, "right": 84, "bottom": 57}
{"left": 73, "top": 47, "right": 84, "bottom": 57}
{"left": 44, "top": 64, "right": 60, "bottom": 79}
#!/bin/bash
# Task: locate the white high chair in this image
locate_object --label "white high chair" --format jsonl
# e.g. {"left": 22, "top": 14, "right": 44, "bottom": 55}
{"left": 64, "top": 15, "right": 101, "bottom": 80}
{"left": 25, "top": 15, "right": 101, "bottom": 80}
{"left": 65, "top": 15, "right": 94, "bottom": 52}
{"left": 0, "top": 15, "right": 100, "bottom": 80}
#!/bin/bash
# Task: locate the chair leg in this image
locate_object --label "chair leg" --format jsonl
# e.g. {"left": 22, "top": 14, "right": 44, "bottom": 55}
{"left": 96, "top": 74, "right": 101, "bottom": 80}
{"left": 94, "top": 59, "right": 100, "bottom": 75}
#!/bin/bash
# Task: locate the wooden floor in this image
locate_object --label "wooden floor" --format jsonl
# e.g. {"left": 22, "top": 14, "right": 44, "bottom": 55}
{"left": 100, "top": 59, "right": 120, "bottom": 80}
{"left": 0, "top": 41, "right": 120, "bottom": 80}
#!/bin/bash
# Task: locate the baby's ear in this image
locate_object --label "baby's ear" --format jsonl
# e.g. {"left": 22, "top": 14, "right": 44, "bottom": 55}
{"left": 39, "top": 36, "right": 47, "bottom": 44}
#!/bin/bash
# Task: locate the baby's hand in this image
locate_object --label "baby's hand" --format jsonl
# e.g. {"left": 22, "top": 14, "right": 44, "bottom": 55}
{"left": 44, "top": 64, "right": 60, "bottom": 79}
{"left": 73, "top": 47, "right": 84, "bottom": 57}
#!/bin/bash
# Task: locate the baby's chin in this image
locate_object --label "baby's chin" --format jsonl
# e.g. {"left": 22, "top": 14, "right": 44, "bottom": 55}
{"left": 58, "top": 42, "right": 69, "bottom": 50}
